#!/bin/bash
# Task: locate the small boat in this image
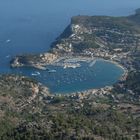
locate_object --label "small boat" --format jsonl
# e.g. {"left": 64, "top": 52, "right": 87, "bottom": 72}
{"left": 6, "top": 55, "right": 10, "bottom": 58}
{"left": 6, "top": 39, "right": 11, "bottom": 43}
{"left": 48, "top": 70, "right": 56, "bottom": 73}
{"left": 31, "top": 71, "right": 40, "bottom": 76}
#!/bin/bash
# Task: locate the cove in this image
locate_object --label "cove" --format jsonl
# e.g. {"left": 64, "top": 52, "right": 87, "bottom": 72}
{"left": 12, "top": 59, "right": 124, "bottom": 94}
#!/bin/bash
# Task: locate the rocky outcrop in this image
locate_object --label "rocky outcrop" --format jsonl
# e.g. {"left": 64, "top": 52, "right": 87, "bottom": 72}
{"left": 10, "top": 52, "right": 59, "bottom": 69}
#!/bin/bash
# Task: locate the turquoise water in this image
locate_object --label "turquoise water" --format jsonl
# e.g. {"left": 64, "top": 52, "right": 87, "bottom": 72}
{"left": 0, "top": 0, "right": 139, "bottom": 93}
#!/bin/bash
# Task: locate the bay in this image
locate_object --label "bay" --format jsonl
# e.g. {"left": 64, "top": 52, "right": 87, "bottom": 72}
{"left": 0, "top": 0, "right": 139, "bottom": 93}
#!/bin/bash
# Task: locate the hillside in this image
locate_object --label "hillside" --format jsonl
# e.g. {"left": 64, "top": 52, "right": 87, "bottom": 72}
{"left": 0, "top": 74, "right": 140, "bottom": 140}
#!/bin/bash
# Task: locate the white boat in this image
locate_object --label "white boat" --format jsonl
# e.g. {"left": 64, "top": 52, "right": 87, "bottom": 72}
{"left": 31, "top": 71, "right": 40, "bottom": 76}
{"left": 48, "top": 69, "right": 56, "bottom": 73}
{"left": 6, "top": 55, "right": 10, "bottom": 58}
{"left": 6, "top": 39, "right": 11, "bottom": 43}
{"left": 89, "top": 60, "right": 96, "bottom": 67}
{"left": 63, "top": 65, "right": 67, "bottom": 69}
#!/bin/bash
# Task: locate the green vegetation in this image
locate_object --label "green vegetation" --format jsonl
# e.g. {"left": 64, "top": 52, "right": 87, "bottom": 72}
{"left": 81, "top": 34, "right": 100, "bottom": 49}
{"left": 125, "top": 71, "right": 140, "bottom": 95}
{"left": 1, "top": 99, "right": 140, "bottom": 140}
{"left": 0, "top": 74, "right": 140, "bottom": 139}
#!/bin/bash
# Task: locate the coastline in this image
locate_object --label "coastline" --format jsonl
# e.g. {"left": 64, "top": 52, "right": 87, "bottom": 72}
{"left": 100, "top": 59, "right": 128, "bottom": 77}
{"left": 10, "top": 11, "right": 140, "bottom": 96}
{"left": 11, "top": 55, "right": 128, "bottom": 96}
{"left": 47, "top": 56, "right": 127, "bottom": 96}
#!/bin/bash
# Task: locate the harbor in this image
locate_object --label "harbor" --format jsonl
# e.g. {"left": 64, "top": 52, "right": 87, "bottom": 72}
{"left": 19, "top": 58, "right": 125, "bottom": 94}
